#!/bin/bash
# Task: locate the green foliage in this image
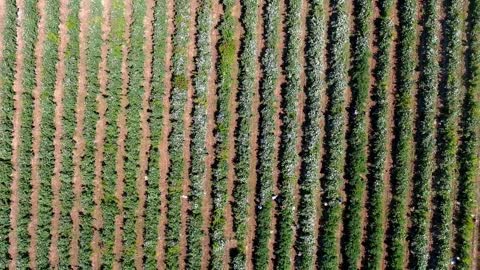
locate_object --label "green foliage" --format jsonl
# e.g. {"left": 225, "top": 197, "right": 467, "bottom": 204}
{"left": 361, "top": 0, "right": 393, "bottom": 268}
{"left": 340, "top": 0, "right": 371, "bottom": 268}
{"left": 273, "top": 0, "right": 302, "bottom": 268}
{"left": 408, "top": 0, "right": 438, "bottom": 268}
{"left": 293, "top": 1, "right": 324, "bottom": 269}
{"left": 252, "top": 0, "right": 281, "bottom": 268}
{"left": 185, "top": 0, "right": 211, "bottom": 269}
{"left": 230, "top": 0, "right": 258, "bottom": 268}
{"left": 316, "top": 0, "right": 348, "bottom": 268}
{"left": 165, "top": 0, "right": 190, "bottom": 267}
{"left": 428, "top": 0, "right": 462, "bottom": 267}
{"left": 385, "top": 0, "right": 416, "bottom": 268}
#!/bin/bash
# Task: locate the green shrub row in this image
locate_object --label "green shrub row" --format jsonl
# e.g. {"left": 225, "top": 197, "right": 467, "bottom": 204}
{"left": 79, "top": 0, "right": 103, "bottom": 267}
{"left": 453, "top": 0, "right": 479, "bottom": 268}
{"left": 428, "top": 0, "right": 462, "bottom": 268}
{"left": 385, "top": 0, "right": 416, "bottom": 268}
{"left": 340, "top": 0, "right": 371, "bottom": 268}
{"left": 407, "top": 0, "right": 438, "bottom": 268}
{"left": 185, "top": 0, "right": 211, "bottom": 269}
{"left": 230, "top": 0, "right": 258, "bottom": 268}
{"left": 165, "top": 0, "right": 190, "bottom": 267}
{"left": 252, "top": 0, "right": 281, "bottom": 268}
{"left": 0, "top": 0, "right": 17, "bottom": 264}
{"left": 37, "top": 0, "right": 60, "bottom": 268}
{"left": 144, "top": 0, "right": 167, "bottom": 267}
{"left": 316, "top": 0, "right": 348, "bottom": 268}
{"left": 293, "top": 0, "right": 324, "bottom": 269}
{"left": 58, "top": 0, "right": 80, "bottom": 267}
{"left": 209, "top": 0, "right": 236, "bottom": 268}
{"left": 362, "top": 0, "right": 393, "bottom": 268}
{"left": 122, "top": 0, "right": 147, "bottom": 267}
{"left": 273, "top": 0, "right": 302, "bottom": 268}
{"left": 100, "top": 0, "right": 124, "bottom": 266}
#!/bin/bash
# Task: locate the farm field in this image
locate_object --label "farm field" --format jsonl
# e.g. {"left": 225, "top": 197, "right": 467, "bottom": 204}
{"left": 0, "top": 0, "right": 479, "bottom": 268}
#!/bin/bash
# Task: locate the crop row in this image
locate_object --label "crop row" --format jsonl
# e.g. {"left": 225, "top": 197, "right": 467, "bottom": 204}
{"left": 385, "top": 0, "right": 416, "bottom": 268}
{"left": 58, "top": 0, "right": 80, "bottom": 267}
{"left": 362, "top": 0, "right": 393, "bottom": 267}
{"left": 317, "top": 0, "right": 348, "bottom": 268}
{"left": 79, "top": 0, "right": 103, "bottom": 267}
{"left": 231, "top": 0, "right": 258, "bottom": 268}
{"left": 100, "top": 0, "right": 124, "bottom": 266}
{"left": 252, "top": 0, "right": 281, "bottom": 268}
{"left": 293, "top": 0, "right": 324, "bottom": 269}
{"left": 144, "top": 0, "right": 167, "bottom": 267}
{"left": 185, "top": 0, "right": 211, "bottom": 268}
{"left": 453, "top": 0, "right": 479, "bottom": 268}
{"left": 340, "top": 0, "right": 371, "bottom": 267}
{"left": 408, "top": 0, "right": 438, "bottom": 268}
{"left": 0, "top": 0, "right": 17, "bottom": 265}
{"left": 274, "top": 0, "right": 302, "bottom": 268}
{"left": 122, "top": 0, "right": 147, "bottom": 267}
{"left": 165, "top": 0, "right": 190, "bottom": 266}
{"left": 428, "top": 0, "right": 462, "bottom": 268}
{"left": 209, "top": 0, "right": 237, "bottom": 269}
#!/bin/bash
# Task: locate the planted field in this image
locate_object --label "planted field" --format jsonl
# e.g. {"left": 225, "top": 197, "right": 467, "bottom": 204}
{"left": 0, "top": 0, "right": 479, "bottom": 268}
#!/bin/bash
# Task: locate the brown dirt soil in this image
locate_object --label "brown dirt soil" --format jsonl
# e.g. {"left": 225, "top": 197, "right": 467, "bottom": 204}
{"left": 133, "top": 0, "right": 155, "bottom": 267}
{"left": 245, "top": 0, "right": 264, "bottom": 267}
{"left": 70, "top": 0, "right": 90, "bottom": 267}
{"left": 91, "top": 0, "right": 112, "bottom": 267}
{"left": 49, "top": 0, "right": 70, "bottom": 267}
{"left": 8, "top": 0, "right": 25, "bottom": 268}
{"left": 112, "top": 1, "right": 132, "bottom": 268}
{"left": 156, "top": 0, "right": 174, "bottom": 267}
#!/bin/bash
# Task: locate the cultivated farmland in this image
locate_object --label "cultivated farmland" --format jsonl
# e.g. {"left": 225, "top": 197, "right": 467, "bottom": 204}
{"left": 0, "top": 0, "right": 479, "bottom": 269}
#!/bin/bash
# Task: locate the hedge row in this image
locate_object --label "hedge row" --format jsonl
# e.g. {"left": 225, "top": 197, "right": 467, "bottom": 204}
{"left": 231, "top": 0, "right": 258, "bottom": 268}
{"left": 58, "top": 0, "right": 80, "bottom": 267}
{"left": 408, "top": 0, "right": 438, "bottom": 268}
{"left": 252, "top": 0, "right": 281, "bottom": 267}
{"left": 37, "top": 0, "right": 61, "bottom": 267}
{"left": 453, "top": 0, "right": 479, "bottom": 267}
{"left": 316, "top": 0, "right": 348, "bottom": 267}
{"left": 385, "top": 0, "right": 416, "bottom": 268}
{"left": 185, "top": 0, "right": 212, "bottom": 268}
{"left": 100, "top": 0, "right": 124, "bottom": 266}
{"left": 122, "top": 0, "right": 147, "bottom": 267}
{"left": 209, "top": 0, "right": 237, "bottom": 269}
{"left": 16, "top": 0, "right": 39, "bottom": 268}
{"left": 0, "top": 0, "right": 17, "bottom": 265}
{"left": 362, "top": 0, "right": 393, "bottom": 267}
{"left": 79, "top": 0, "right": 103, "bottom": 267}
{"left": 165, "top": 0, "right": 190, "bottom": 266}
{"left": 340, "top": 0, "right": 371, "bottom": 267}
{"left": 293, "top": 0, "right": 325, "bottom": 269}
{"left": 144, "top": 0, "right": 167, "bottom": 267}
{"left": 273, "top": 0, "right": 302, "bottom": 267}
{"left": 428, "top": 0, "right": 462, "bottom": 267}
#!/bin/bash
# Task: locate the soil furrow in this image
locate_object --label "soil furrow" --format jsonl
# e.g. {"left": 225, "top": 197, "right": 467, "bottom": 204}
{"left": 7, "top": 0, "right": 25, "bottom": 267}
{"left": 49, "top": 0, "right": 70, "bottom": 267}
{"left": 70, "top": 0, "right": 89, "bottom": 267}
{"left": 91, "top": 0, "right": 111, "bottom": 267}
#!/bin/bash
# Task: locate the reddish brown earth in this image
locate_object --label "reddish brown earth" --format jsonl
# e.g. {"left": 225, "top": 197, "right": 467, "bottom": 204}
{"left": 49, "top": 0, "right": 70, "bottom": 267}
{"left": 91, "top": 0, "right": 112, "bottom": 267}
{"left": 133, "top": 0, "right": 155, "bottom": 267}
{"left": 70, "top": 0, "right": 90, "bottom": 267}
{"left": 8, "top": 0, "right": 25, "bottom": 268}
{"left": 112, "top": 1, "right": 132, "bottom": 268}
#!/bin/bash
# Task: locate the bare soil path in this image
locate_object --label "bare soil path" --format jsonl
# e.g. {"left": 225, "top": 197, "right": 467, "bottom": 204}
{"left": 8, "top": 0, "right": 25, "bottom": 267}
{"left": 49, "top": 0, "right": 70, "bottom": 267}
{"left": 133, "top": 0, "right": 155, "bottom": 267}
{"left": 70, "top": 0, "right": 90, "bottom": 267}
